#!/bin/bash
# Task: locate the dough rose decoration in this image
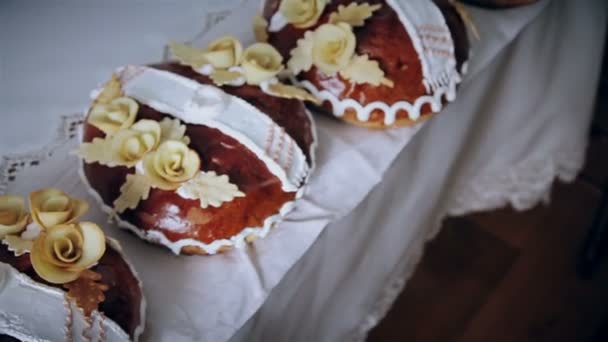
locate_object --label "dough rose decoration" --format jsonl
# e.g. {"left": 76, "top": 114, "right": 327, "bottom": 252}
{"left": 88, "top": 97, "right": 139, "bottom": 136}
{"left": 169, "top": 37, "right": 320, "bottom": 104}
{"left": 275, "top": 0, "right": 327, "bottom": 29}
{"left": 30, "top": 222, "right": 105, "bottom": 284}
{"left": 241, "top": 43, "right": 284, "bottom": 85}
{"left": 0, "top": 190, "right": 109, "bottom": 318}
{"left": 0, "top": 195, "right": 29, "bottom": 239}
{"left": 76, "top": 75, "right": 247, "bottom": 214}
{"left": 88, "top": 75, "right": 138, "bottom": 136}
{"left": 274, "top": 2, "right": 392, "bottom": 87}
{"left": 29, "top": 189, "right": 89, "bottom": 230}
{"left": 142, "top": 140, "right": 201, "bottom": 191}
{"left": 204, "top": 36, "right": 244, "bottom": 69}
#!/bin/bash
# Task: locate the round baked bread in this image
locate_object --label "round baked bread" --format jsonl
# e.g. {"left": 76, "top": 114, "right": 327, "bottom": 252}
{"left": 0, "top": 238, "right": 145, "bottom": 341}
{"left": 262, "top": 0, "right": 470, "bottom": 128}
{"left": 78, "top": 63, "right": 316, "bottom": 255}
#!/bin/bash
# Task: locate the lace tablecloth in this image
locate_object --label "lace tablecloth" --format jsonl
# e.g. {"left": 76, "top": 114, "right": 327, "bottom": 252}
{"left": 1, "top": 0, "right": 606, "bottom": 341}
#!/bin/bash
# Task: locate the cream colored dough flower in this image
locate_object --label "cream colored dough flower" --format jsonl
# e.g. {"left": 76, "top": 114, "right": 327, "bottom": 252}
{"left": 312, "top": 23, "right": 356, "bottom": 75}
{"left": 241, "top": 43, "right": 284, "bottom": 85}
{"left": 203, "top": 36, "right": 243, "bottom": 69}
{"left": 88, "top": 97, "right": 138, "bottom": 135}
{"left": 279, "top": 0, "right": 327, "bottom": 29}
{"left": 142, "top": 140, "right": 201, "bottom": 190}
{"left": 0, "top": 195, "right": 29, "bottom": 238}
{"left": 29, "top": 189, "right": 89, "bottom": 230}
{"left": 110, "top": 119, "right": 162, "bottom": 167}
{"left": 30, "top": 222, "right": 106, "bottom": 284}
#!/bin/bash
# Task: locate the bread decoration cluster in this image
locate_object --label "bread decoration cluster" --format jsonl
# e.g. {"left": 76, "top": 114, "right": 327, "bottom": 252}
{"left": 1, "top": 189, "right": 106, "bottom": 317}
{"left": 258, "top": 0, "right": 471, "bottom": 128}
{"left": 75, "top": 76, "right": 245, "bottom": 215}
{"left": 256, "top": 1, "right": 393, "bottom": 87}
{"left": 169, "top": 36, "right": 320, "bottom": 104}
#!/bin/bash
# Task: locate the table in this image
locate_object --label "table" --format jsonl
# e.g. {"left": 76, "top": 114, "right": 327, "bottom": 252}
{"left": 1, "top": 0, "right": 606, "bottom": 341}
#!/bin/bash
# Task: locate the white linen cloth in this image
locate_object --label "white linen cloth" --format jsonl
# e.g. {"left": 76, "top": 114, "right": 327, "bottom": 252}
{"left": 232, "top": 1, "right": 607, "bottom": 341}
{"left": 0, "top": 0, "right": 606, "bottom": 341}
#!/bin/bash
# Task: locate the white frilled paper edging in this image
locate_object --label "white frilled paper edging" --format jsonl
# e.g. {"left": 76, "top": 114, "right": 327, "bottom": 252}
{"left": 0, "top": 238, "right": 146, "bottom": 342}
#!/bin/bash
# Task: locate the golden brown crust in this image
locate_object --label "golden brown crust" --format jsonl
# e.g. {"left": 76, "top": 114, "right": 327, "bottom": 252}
{"left": 265, "top": 0, "right": 469, "bottom": 128}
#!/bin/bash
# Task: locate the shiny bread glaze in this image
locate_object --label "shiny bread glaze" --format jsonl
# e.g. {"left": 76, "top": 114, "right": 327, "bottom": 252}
{"left": 0, "top": 244, "right": 143, "bottom": 338}
{"left": 264, "top": 0, "right": 469, "bottom": 124}
{"left": 83, "top": 63, "right": 313, "bottom": 250}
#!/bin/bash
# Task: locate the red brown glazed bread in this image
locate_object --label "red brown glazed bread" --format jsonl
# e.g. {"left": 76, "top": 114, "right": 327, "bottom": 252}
{"left": 78, "top": 59, "right": 316, "bottom": 255}
{"left": 261, "top": 0, "right": 470, "bottom": 128}
{"left": 0, "top": 190, "right": 145, "bottom": 341}
{"left": 0, "top": 242, "right": 143, "bottom": 339}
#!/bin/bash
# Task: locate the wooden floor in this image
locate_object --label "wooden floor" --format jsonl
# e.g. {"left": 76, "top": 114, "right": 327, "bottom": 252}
{"left": 368, "top": 62, "right": 608, "bottom": 342}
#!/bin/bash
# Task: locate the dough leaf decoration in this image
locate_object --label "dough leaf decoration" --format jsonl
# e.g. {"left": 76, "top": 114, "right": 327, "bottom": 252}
{"left": 265, "top": 82, "right": 321, "bottom": 104}
{"left": 177, "top": 171, "right": 245, "bottom": 209}
{"left": 210, "top": 69, "right": 245, "bottom": 86}
{"left": 340, "top": 54, "right": 394, "bottom": 87}
{"left": 159, "top": 117, "right": 191, "bottom": 145}
{"left": 287, "top": 31, "right": 314, "bottom": 75}
{"left": 2, "top": 235, "right": 33, "bottom": 257}
{"left": 169, "top": 42, "right": 209, "bottom": 69}
{"left": 74, "top": 137, "right": 113, "bottom": 166}
{"left": 94, "top": 74, "right": 123, "bottom": 105}
{"left": 328, "top": 3, "right": 382, "bottom": 27}
{"left": 63, "top": 269, "right": 109, "bottom": 318}
{"left": 113, "top": 173, "right": 152, "bottom": 214}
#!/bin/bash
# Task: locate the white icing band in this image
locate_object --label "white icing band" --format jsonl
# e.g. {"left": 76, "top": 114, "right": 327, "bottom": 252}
{"left": 386, "top": 0, "right": 458, "bottom": 93}
{"left": 118, "top": 65, "right": 309, "bottom": 192}
{"left": 79, "top": 165, "right": 305, "bottom": 255}
{"left": 0, "top": 238, "right": 146, "bottom": 342}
